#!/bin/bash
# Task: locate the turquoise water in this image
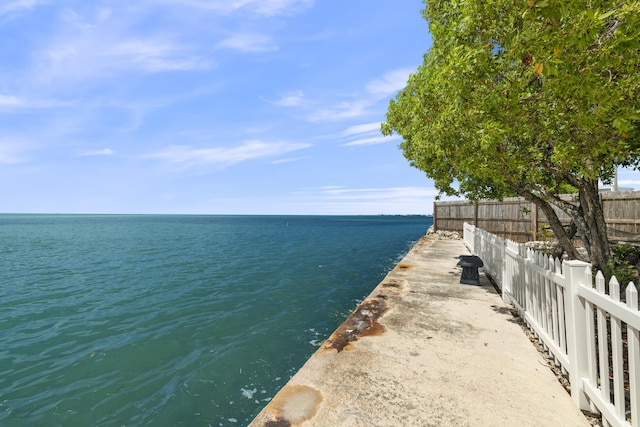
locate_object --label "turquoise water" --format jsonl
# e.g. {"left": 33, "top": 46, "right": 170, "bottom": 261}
{"left": 0, "top": 214, "right": 431, "bottom": 426}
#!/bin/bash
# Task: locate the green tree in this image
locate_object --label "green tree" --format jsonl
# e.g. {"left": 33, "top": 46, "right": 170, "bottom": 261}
{"left": 383, "top": 0, "right": 640, "bottom": 269}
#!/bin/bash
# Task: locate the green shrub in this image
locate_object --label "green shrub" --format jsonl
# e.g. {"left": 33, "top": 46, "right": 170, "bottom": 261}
{"left": 612, "top": 244, "right": 640, "bottom": 266}
{"left": 603, "top": 244, "right": 640, "bottom": 286}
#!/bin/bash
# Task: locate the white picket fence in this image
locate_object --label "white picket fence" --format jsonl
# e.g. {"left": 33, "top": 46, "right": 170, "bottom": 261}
{"left": 463, "top": 223, "right": 640, "bottom": 427}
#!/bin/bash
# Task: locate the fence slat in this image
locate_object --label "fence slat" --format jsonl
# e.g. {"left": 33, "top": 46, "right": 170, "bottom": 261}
{"left": 609, "top": 278, "right": 625, "bottom": 419}
{"left": 557, "top": 280, "right": 568, "bottom": 370}
{"left": 551, "top": 264, "right": 560, "bottom": 350}
{"left": 627, "top": 283, "right": 640, "bottom": 427}
{"left": 584, "top": 267, "right": 599, "bottom": 414}
{"left": 596, "top": 272, "right": 612, "bottom": 409}
{"left": 526, "top": 248, "right": 533, "bottom": 318}
{"left": 544, "top": 254, "right": 553, "bottom": 350}
{"left": 536, "top": 252, "right": 544, "bottom": 335}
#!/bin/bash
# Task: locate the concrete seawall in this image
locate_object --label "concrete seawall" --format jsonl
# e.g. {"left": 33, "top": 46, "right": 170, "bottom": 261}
{"left": 249, "top": 233, "right": 591, "bottom": 426}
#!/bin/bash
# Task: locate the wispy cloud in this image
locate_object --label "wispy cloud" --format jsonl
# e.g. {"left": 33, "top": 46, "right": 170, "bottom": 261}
{"left": 343, "top": 135, "right": 400, "bottom": 147}
{"left": 273, "top": 90, "right": 305, "bottom": 107}
{"left": 342, "top": 122, "right": 380, "bottom": 136}
{"left": 76, "top": 148, "right": 114, "bottom": 157}
{"left": 147, "top": 140, "right": 311, "bottom": 168}
{"left": 0, "top": 93, "right": 74, "bottom": 111}
{"left": 32, "top": 8, "right": 214, "bottom": 85}
{"left": 307, "top": 100, "right": 370, "bottom": 122}
{"left": 289, "top": 185, "right": 438, "bottom": 214}
{"left": 365, "top": 68, "right": 413, "bottom": 98}
{"left": 216, "top": 33, "right": 278, "bottom": 53}
{"left": 339, "top": 121, "right": 399, "bottom": 146}
{"left": 43, "top": 37, "right": 213, "bottom": 81}
{"left": 304, "top": 69, "right": 413, "bottom": 122}
{"left": 0, "top": 138, "right": 31, "bottom": 164}
{"left": 109, "top": 40, "right": 213, "bottom": 72}
{"left": 317, "top": 186, "right": 438, "bottom": 200}
{"left": 0, "top": 94, "right": 26, "bottom": 108}
{"left": 271, "top": 156, "right": 309, "bottom": 164}
{"left": 161, "top": 0, "right": 314, "bottom": 16}
{"left": 0, "top": 0, "right": 48, "bottom": 16}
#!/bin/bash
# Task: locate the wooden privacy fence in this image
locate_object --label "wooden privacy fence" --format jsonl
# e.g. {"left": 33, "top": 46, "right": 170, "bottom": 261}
{"left": 464, "top": 223, "right": 640, "bottom": 427}
{"left": 435, "top": 191, "right": 640, "bottom": 243}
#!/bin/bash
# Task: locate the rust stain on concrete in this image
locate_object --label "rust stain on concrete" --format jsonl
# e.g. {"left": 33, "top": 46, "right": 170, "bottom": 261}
{"left": 379, "top": 279, "right": 404, "bottom": 298}
{"left": 323, "top": 299, "right": 388, "bottom": 352}
{"left": 260, "top": 384, "right": 323, "bottom": 427}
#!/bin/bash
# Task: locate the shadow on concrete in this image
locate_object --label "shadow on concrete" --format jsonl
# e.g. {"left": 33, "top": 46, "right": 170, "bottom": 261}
{"left": 489, "top": 304, "right": 521, "bottom": 324}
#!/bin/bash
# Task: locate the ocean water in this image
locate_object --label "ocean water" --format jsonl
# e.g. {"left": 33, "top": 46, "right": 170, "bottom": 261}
{"left": 0, "top": 214, "right": 432, "bottom": 427}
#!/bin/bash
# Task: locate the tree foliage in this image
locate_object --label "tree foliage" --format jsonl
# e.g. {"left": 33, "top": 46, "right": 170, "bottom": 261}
{"left": 383, "top": 0, "right": 640, "bottom": 269}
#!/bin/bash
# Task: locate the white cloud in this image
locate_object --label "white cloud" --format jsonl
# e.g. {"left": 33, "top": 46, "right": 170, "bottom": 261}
{"left": 0, "top": 94, "right": 26, "bottom": 108}
{"left": 147, "top": 140, "right": 311, "bottom": 168}
{"left": 307, "top": 100, "right": 370, "bottom": 122}
{"left": 341, "top": 122, "right": 380, "bottom": 137}
{"left": 271, "top": 156, "right": 309, "bottom": 164}
{"left": 116, "top": 40, "right": 213, "bottom": 71}
{"left": 316, "top": 185, "right": 342, "bottom": 191}
{"left": 273, "top": 90, "right": 305, "bottom": 107}
{"left": 318, "top": 186, "right": 439, "bottom": 200}
{"left": 366, "top": 68, "right": 413, "bottom": 98}
{"left": 289, "top": 185, "right": 438, "bottom": 215}
{"left": 43, "top": 37, "right": 212, "bottom": 79}
{"left": 77, "top": 148, "right": 114, "bottom": 157}
{"left": 304, "top": 70, "right": 413, "bottom": 123}
{"left": 339, "top": 122, "right": 399, "bottom": 147}
{"left": 343, "top": 135, "right": 399, "bottom": 147}
{"left": 0, "top": 138, "right": 31, "bottom": 164}
{"left": 161, "top": 0, "right": 314, "bottom": 16}
{"left": 96, "top": 7, "right": 112, "bottom": 21}
{"left": 244, "top": 0, "right": 314, "bottom": 16}
{"left": 0, "top": 93, "right": 74, "bottom": 111}
{"left": 0, "top": 0, "right": 48, "bottom": 16}
{"left": 216, "top": 33, "right": 278, "bottom": 52}
{"left": 33, "top": 8, "right": 214, "bottom": 85}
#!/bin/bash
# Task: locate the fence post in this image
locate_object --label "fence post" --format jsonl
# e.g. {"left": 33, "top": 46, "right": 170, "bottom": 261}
{"left": 474, "top": 202, "right": 479, "bottom": 227}
{"left": 531, "top": 202, "right": 537, "bottom": 240}
{"left": 433, "top": 201, "right": 438, "bottom": 232}
{"left": 563, "top": 260, "right": 592, "bottom": 410}
{"left": 466, "top": 223, "right": 475, "bottom": 254}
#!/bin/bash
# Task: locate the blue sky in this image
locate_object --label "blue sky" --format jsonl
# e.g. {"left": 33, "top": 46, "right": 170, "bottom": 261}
{"left": 1, "top": 1, "right": 638, "bottom": 215}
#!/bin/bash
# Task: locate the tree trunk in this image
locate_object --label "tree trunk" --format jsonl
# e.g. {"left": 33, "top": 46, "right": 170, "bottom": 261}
{"left": 505, "top": 170, "right": 609, "bottom": 267}
{"left": 533, "top": 197, "right": 582, "bottom": 261}
{"left": 553, "top": 221, "right": 577, "bottom": 260}
{"left": 511, "top": 184, "right": 582, "bottom": 260}
{"left": 543, "top": 180, "right": 611, "bottom": 270}
{"left": 578, "top": 180, "right": 611, "bottom": 270}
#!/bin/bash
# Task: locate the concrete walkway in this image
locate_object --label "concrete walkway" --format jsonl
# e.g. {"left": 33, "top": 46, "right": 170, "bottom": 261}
{"left": 249, "top": 234, "right": 591, "bottom": 427}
